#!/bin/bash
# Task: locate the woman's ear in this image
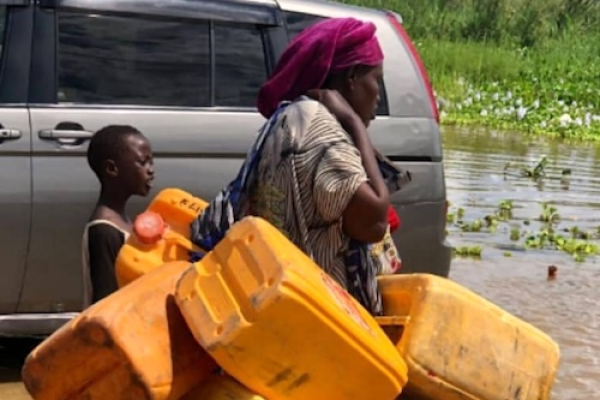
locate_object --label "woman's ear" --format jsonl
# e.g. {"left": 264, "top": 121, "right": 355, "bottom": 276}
{"left": 104, "top": 159, "right": 119, "bottom": 178}
{"left": 345, "top": 66, "right": 359, "bottom": 91}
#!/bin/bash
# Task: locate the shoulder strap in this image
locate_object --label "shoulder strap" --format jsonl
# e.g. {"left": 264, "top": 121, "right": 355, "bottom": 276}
{"left": 286, "top": 113, "right": 314, "bottom": 259}
{"left": 85, "top": 219, "right": 130, "bottom": 240}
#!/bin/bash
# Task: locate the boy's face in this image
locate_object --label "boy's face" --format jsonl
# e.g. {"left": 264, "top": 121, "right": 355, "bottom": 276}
{"left": 113, "top": 134, "right": 155, "bottom": 197}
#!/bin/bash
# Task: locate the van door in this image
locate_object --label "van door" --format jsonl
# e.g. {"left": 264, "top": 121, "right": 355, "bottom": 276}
{"left": 21, "top": 1, "right": 283, "bottom": 313}
{"left": 0, "top": 3, "right": 33, "bottom": 316}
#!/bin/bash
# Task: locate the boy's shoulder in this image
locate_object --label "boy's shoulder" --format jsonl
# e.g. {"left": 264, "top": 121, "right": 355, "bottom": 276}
{"left": 89, "top": 206, "right": 130, "bottom": 232}
{"left": 85, "top": 205, "right": 130, "bottom": 245}
{"left": 84, "top": 221, "right": 128, "bottom": 255}
{"left": 85, "top": 220, "right": 127, "bottom": 239}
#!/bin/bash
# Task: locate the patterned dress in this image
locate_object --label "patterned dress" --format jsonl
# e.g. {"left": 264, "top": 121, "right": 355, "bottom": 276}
{"left": 248, "top": 98, "right": 367, "bottom": 291}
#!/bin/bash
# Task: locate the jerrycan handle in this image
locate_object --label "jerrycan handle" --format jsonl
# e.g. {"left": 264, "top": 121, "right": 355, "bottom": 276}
{"left": 162, "top": 232, "right": 197, "bottom": 251}
{"left": 375, "top": 316, "right": 410, "bottom": 347}
{"left": 375, "top": 316, "right": 410, "bottom": 327}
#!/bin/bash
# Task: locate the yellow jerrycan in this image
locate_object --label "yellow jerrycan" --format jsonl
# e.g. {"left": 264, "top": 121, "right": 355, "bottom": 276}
{"left": 115, "top": 188, "right": 208, "bottom": 287}
{"left": 376, "top": 274, "right": 560, "bottom": 400}
{"left": 175, "top": 216, "right": 408, "bottom": 400}
{"left": 22, "top": 261, "right": 218, "bottom": 400}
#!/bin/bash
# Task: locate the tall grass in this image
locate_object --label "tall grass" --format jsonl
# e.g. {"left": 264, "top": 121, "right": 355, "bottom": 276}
{"left": 339, "top": 0, "right": 599, "bottom": 48}
{"left": 338, "top": 0, "right": 600, "bottom": 140}
{"left": 338, "top": 0, "right": 600, "bottom": 87}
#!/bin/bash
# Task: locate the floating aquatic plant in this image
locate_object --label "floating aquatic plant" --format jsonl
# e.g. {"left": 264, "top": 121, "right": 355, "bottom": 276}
{"left": 447, "top": 199, "right": 599, "bottom": 262}
{"left": 497, "top": 200, "right": 514, "bottom": 220}
{"left": 539, "top": 203, "right": 560, "bottom": 224}
{"left": 510, "top": 228, "right": 521, "bottom": 241}
{"left": 453, "top": 245, "right": 483, "bottom": 258}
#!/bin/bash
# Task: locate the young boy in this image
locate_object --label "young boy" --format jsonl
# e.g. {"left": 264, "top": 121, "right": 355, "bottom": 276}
{"left": 82, "top": 125, "right": 154, "bottom": 306}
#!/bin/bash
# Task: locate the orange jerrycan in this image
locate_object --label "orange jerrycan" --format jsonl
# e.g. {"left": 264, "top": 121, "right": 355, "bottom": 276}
{"left": 376, "top": 274, "right": 560, "bottom": 400}
{"left": 175, "top": 216, "right": 408, "bottom": 400}
{"left": 22, "top": 261, "right": 218, "bottom": 400}
{"left": 182, "top": 375, "right": 265, "bottom": 400}
{"left": 116, "top": 188, "right": 208, "bottom": 287}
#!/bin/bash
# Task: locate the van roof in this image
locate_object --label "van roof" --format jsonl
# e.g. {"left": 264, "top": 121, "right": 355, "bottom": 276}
{"left": 276, "top": 0, "right": 386, "bottom": 19}
{"left": 46, "top": 0, "right": 281, "bottom": 25}
{"left": 45, "top": 0, "right": 387, "bottom": 26}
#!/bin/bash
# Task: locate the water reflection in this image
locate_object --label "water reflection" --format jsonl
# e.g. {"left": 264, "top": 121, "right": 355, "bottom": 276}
{"left": 444, "top": 127, "right": 600, "bottom": 399}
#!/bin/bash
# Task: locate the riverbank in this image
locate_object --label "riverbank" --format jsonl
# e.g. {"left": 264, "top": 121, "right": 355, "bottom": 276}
{"left": 423, "top": 40, "right": 600, "bottom": 142}
{"left": 338, "top": 0, "right": 600, "bottom": 141}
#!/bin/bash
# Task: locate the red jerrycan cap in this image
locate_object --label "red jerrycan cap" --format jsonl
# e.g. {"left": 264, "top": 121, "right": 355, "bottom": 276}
{"left": 133, "top": 211, "right": 166, "bottom": 245}
{"left": 388, "top": 206, "right": 400, "bottom": 233}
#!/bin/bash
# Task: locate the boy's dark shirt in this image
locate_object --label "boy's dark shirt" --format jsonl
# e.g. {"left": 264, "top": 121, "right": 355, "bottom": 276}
{"left": 84, "top": 222, "right": 126, "bottom": 303}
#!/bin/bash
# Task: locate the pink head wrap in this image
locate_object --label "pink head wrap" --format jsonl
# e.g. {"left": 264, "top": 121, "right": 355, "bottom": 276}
{"left": 257, "top": 17, "right": 384, "bottom": 119}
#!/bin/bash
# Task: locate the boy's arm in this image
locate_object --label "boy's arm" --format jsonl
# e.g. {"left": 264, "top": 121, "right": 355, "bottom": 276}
{"left": 87, "top": 224, "right": 124, "bottom": 302}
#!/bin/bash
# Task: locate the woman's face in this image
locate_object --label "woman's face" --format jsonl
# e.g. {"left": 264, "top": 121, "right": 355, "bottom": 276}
{"left": 345, "top": 64, "right": 383, "bottom": 127}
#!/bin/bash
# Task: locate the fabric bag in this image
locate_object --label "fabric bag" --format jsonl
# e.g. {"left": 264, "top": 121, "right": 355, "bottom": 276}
{"left": 371, "top": 225, "right": 402, "bottom": 276}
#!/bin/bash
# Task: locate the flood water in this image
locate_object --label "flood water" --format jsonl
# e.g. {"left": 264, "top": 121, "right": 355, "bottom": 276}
{"left": 0, "top": 338, "right": 36, "bottom": 399}
{"left": 445, "top": 128, "right": 600, "bottom": 399}
{"left": 1, "top": 127, "right": 599, "bottom": 399}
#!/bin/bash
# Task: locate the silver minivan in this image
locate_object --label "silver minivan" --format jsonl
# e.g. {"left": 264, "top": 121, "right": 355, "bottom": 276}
{"left": 0, "top": 0, "right": 451, "bottom": 337}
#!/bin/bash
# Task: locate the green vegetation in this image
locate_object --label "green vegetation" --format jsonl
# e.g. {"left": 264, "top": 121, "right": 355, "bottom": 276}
{"left": 443, "top": 156, "right": 599, "bottom": 262}
{"left": 447, "top": 198, "right": 600, "bottom": 262}
{"left": 338, "top": 0, "right": 600, "bottom": 140}
{"left": 453, "top": 245, "right": 483, "bottom": 258}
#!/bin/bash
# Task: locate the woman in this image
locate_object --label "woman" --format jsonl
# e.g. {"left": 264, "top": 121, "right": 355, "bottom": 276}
{"left": 191, "top": 18, "right": 407, "bottom": 315}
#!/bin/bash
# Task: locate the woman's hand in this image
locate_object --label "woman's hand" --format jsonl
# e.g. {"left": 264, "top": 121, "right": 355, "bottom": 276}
{"left": 306, "top": 89, "right": 390, "bottom": 243}
{"left": 306, "top": 89, "right": 363, "bottom": 135}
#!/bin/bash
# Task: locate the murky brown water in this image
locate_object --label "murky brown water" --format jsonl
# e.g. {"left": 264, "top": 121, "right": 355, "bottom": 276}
{"left": 0, "top": 338, "right": 37, "bottom": 399}
{"left": 444, "top": 128, "right": 600, "bottom": 399}
{"left": 1, "top": 127, "right": 599, "bottom": 399}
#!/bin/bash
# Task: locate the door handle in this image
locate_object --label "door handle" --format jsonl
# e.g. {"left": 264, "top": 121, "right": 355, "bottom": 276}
{"left": 39, "top": 129, "right": 94, "bottom": 140}
{"left": 0, "top": 129, "right": 22, "bottom": 140}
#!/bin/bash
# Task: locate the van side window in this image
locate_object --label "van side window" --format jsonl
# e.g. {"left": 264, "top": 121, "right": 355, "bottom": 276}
{"left": 283, "top": 11, "right": 389, "bottom": 116}
{"left": 0, "top": 7, "right": 5, "bottom": 58}
{"left": 214, "top": 23, "right": 268, "bottom": 108}
{"left": 284, "top": 11, "right": 325, "bottom": 40}
{"left": 57, "top": 12, "right": 210, "bottom": 107}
